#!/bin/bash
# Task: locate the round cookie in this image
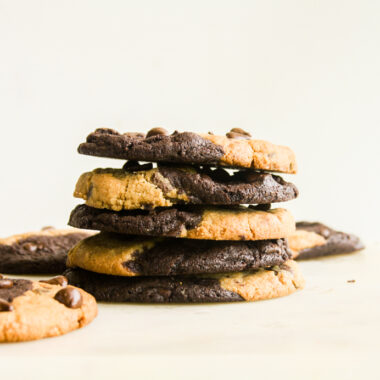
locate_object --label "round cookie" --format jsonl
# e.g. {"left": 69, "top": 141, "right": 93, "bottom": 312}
{"left": 64, "top": 260, "right": 304, "bottom": 303}
{"left": 289, "top": 222, "right": 364, "bottom": 259}
{"left": 67, "top": 232, "right": 291, "bottom": 276}
{"left": 0, "top": 275, "right": 97, "bottom": 342}
{"left": 78, "top": 128, "right": 297, "bottom": 174}
{"left": 74, "top": 164, "right": 298, "bottom": 211}
{"left": 69, "top": 205, "right": 295, "bottom": 241}
{"left": 0, "top": 227, "right": 92, "bottom": 274}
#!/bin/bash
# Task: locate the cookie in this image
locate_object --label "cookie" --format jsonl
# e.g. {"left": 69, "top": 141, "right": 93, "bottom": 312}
{"left": 64, "top": 260, "right": 304, "bottom": 303}
{"left": 74, "top": 164, "right": 298, "bottom": 211}
{"left": 69, "top": 204, "right": 295, "bottom": 240}
{"left": 0, "top": 275, "right": 97, "bottom": 342}
{"left": 67, "top": 232, "right": 291, "bottom": 276}
{"left": 0, "top": 228, "right": 92, "bottom": 274}
{"left": 288, "top": 222, "right": 364, "bottom": 259}
{"left": 77, "top": 128, "right": 297, "bottom": 174}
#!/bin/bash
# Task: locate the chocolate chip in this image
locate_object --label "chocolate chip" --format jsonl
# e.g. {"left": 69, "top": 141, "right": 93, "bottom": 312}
{"left": 0, "top": 279, "right": 13, "bottom": 289}
{"left": 22, "top": 242, "right": 38, "bottom": 252}
{"left": 40, "top": 276, "right": 68, "bottom": 287}
{"left": 244, "top": 171, "right": 261, "bottom": 183}
{"left": 123, "top": 132, "right": 145, "bottom": 138}
{"left": 41, "top": 226, "right": 55, "bottom": 231}
{"left": 97, "top": 128, "right": 120, "bottom": 135}
{"left": 248, "top": 204, "right": 271, "bottom": 211}
{"left": 226, "top": 128, "right": 251, "bottom": 140}
{"left": 54, "top": 287, "right": 83, "bottom": 309}
{"left": 208, "top": 168, "right": 231, "bottom": 182}
{"left": 122, "top": 161, "right": 153, "bottom": 172}
{"left": 146, "top": 127, "right": 168, "bottom": 138}
{"left": 0, "top": 298, "right": 13, "bottom": 312}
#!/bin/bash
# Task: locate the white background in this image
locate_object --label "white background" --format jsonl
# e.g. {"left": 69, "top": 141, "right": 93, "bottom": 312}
{"left": 0, "top": 0, "right": 379, "bottom": 242}
{"left": 1, "top": 2, "right": 380, "bottom": 378}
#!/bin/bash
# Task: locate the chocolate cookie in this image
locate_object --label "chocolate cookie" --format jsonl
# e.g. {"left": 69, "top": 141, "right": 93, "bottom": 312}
{"left": 74, "top": 165, "right": 298, "bottom": 211}
{"left": 69, "top": 205, "right": 295, "bottom": 241}
{"left": 64, "top": 260, "right": 304, "bottom": 303}
{"left": 0, "top": 275, "right": 97, "bottom": 342}
{"left": 67, "top": 232, "right": 291, "bottom": 276}
{"left": 78, "top": 128, "right": 297, "bottom": 174}
{"left": 0, "top": 228, "right": 92, "bottom": 274}
{"left": 288, "top": 222, "right": 364, "bottom": 260}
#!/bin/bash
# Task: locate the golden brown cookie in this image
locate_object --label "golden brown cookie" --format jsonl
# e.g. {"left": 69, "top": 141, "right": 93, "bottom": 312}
{"left": 64, "top": 260, "right": 304, "bottom": 303}
{"left": 74, "top": 164, "right": 298, "bottom": 211}
{"left": 0, "top": 227, "right": 93, "bottom": 274}
{"left": 67, "top": 232, "right": 291, "bottom": 276}
{"left": 77, "top": 128, "right": 297, "bottom": 174}
{"left": 0, "top": 275, "right": 97, "bottom": 342}
{"left": 69, "top": 204, "right": 295, "bottom": 241}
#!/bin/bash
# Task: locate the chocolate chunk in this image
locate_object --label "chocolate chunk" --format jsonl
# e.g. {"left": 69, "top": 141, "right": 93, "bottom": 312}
{"left": 295, "top": 222, "right": 364, "bottom": 260}
{"left": 146, "top": 127, "right": 168, "bottom": 138}
{"left": 0, "top": 279, "right": 32, "bottom": 302}
{"left": 0, "top": 279, "right": 13, "bottom": 289}
{"left": 64, "top": 268, "right": 244, "bottom": 303}
{"left": 122, "top": 161, "right": 153, "bottom": 172}
{"left": 0, "top": 232, "right": 90, "bottom": 274}
{"left": 40, "top": 275, "right": 68, "bottom": 287}
{"left": 226, "top": 128, "right": 252, "bottom": 140}
{"left": 54, "top": 287, "right": 83, "bottom": 309}
{"left": 0, "top": 298, "right": 13, "bottom": 312}
{"left": 249, "top": 204, "right": 271, "bottom": 211}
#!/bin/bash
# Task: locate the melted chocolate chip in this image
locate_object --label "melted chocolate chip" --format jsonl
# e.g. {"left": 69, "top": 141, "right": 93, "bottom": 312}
{"left": 226, "top": 128, "right": 252, "bottom": 140}
{"left": 208, "top": 168, "right": 231, "bottom": 182}
{"left": 122, "top": 161, "right": 153, "bottom": 172}
{"left": 249, "top": 204, "right": 271, "bottom": 211}
{"left": 54, "top": 287, "right": 83, "bottom": 308}
{"left": 0, "top": 279, "right": 13, "bottom": 289}
{"left": 146, "top": 127, "right": 168, "bottom": 138}
{"left": 40, "top": 276, "right": 68, "bottom": 287}
{"left": 0, "top": 298, "right": 13, "bottom": 312}
{"left": 244, "top": 171, "right": 263, "bottom": 183}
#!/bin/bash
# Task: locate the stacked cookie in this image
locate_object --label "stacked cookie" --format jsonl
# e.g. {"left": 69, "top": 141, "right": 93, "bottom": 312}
{"left": 65, "top": 127, "right": 305, "bottom": 303}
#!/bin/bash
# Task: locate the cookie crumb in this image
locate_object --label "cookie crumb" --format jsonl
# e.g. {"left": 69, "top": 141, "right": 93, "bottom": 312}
{"left": 347, "top": 279, "right": 356, "bottom": 283}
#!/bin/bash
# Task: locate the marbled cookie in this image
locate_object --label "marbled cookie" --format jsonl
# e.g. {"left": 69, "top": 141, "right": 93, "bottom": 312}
{"left": 78, "top": 128, "right": 297, "bottom": 174}
{"left": 0, "top": 275, "right": 97, "bottom": 342}
{"left": 289, "top": 222, "right": 364, "bottom": 260}
{"left": 69, "top": 204, "right": 295, "bottom": 241}
{"left": 64, "top": 260, "right": 304, "bottom": 303}
{"left": 74, "top": 164, "right": 298, "bottom": 211}
{"left": 0, "top": 227, "right": 92, "bottom": 274}
{"left": 67, "top": 232, "right": 291, "bottom": 276}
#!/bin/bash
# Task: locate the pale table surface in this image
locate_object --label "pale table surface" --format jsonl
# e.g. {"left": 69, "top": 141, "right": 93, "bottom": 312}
{"left": 1, "top": 244, "right": 379, "bottom": 380}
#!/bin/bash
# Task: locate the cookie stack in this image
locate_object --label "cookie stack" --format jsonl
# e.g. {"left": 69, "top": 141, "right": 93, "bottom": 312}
{"left": 65, "top": 127, "right": 305, "bottom": 303}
